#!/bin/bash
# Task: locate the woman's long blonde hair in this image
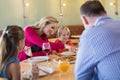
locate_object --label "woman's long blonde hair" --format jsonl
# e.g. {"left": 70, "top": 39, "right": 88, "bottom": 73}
{"left": 0, "top": 25, "right": 24, "bottom": 73}
{"left": 33, "top": 16, "right": 59, "bottom": 36}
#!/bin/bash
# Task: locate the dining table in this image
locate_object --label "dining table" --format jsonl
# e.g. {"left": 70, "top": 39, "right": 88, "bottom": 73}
{"left": 20, "top": 54, "right": 76, "bottom": 80}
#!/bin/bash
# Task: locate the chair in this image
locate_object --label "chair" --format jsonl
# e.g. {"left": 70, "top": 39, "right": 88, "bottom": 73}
{"left": 0, "top": 78, "right": 8, "bottom": 80}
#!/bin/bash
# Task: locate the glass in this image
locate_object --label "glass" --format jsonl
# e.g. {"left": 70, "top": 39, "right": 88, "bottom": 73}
{"left": 42, "top": 42, "right": 51, "bottom": 65}
{"left": 21, "top": 63, "right": 32, "bottom": 79}
{"left": 59, "top": 60, "right": 70, "bottom": 72}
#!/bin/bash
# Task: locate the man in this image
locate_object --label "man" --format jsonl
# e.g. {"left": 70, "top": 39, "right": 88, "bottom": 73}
{"left": 75, "top": 1, "right": 120, "bottom": 80}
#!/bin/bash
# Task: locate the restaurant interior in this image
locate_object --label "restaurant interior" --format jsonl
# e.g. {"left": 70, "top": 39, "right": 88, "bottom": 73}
{"left": 0, "top": 0, "right": 120, "bottom": 80}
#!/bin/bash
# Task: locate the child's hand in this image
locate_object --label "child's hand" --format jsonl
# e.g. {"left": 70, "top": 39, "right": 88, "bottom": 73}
{"left": 70, "top": 46, "right": 76, "bottom": 53}
{"left": 65, "top": 45, "right": 75, "bottom": 52}
{"left": 31, "top": 64, "right": 39, "bottom": 80}
{"left": 52, "top": 50, "right": 57, "bottom": 55}
{"left": 65, "top": 45, "right": 71, "bottom": 49}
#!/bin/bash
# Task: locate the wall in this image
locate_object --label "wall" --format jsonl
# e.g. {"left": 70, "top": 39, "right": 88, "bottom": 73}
{"left": 104, "top": 0, "right": 120, "bottom": 20}
{"left": 0, "top": 0, "right": 23, "bottom": 29}
{"left": 0, "top": 0, "right": 120, "bottom": 29}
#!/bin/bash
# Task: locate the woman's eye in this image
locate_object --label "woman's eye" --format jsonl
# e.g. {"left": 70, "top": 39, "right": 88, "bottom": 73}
{"left": 51, "top": 26, "right": 55, "bottom": 29}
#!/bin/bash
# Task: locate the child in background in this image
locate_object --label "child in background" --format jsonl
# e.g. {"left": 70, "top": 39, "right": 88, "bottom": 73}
{"left": 55, "top": 26, "right": 75, "bottom": 53}
{"left": 0, "top": 25, "right": 39, "bottom": 80}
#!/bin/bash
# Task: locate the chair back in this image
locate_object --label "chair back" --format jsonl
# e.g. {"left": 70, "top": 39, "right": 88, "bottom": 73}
{"left": 0, "top": 78, "right": 8, "bottom": 80}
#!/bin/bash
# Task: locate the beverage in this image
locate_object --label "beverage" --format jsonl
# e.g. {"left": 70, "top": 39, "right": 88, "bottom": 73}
{"left": 42, "top": 42, "right": 51, "bottom": 65}
{"left": 59, "top": 61, "right": 70, "bottom": 72}
{"left": 43, "top": 49, "right": 50, "bottom": 53}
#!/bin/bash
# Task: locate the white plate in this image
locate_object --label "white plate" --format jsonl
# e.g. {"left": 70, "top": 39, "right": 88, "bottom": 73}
{"left": 28, "top": 56, "right": 49, "bottom": 63}
{"left": 23, "top": 66, "right": 54, "bottom": 78}
{"left": 61, "top": 51, "right": 75, "bottom": 56}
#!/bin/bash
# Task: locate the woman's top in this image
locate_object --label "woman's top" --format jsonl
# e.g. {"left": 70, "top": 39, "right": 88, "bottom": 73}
{"left": 0, "top": 57, "right": 19, "bottom": 80}
{"left": 18, "top": 26, "right": 65, "bottom": 61}
{"left": 55, "top": 39, "right": 74, "bottom": 53}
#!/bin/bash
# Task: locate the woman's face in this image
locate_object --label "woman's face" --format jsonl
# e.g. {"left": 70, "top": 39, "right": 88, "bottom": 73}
{"left": 43, "top": 23, "right": 57, "bottom": 37}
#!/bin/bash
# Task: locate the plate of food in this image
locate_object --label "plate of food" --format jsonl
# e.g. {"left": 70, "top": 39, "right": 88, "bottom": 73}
{"left": 27, "top": 56, "right": 49, "bottom": 63}
{"left": 54, "top": 56, "right": 76, "bottom": 64}
{"left": 61, "top": 51, "right": 75, "bottom": 56}
{"left": 22, "top": 66, "right": 54, "bottom": 79}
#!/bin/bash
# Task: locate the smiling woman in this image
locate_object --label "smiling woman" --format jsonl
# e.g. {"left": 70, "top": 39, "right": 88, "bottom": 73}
{"left": 18, "top": 16, "right": 65, "bottom": 61}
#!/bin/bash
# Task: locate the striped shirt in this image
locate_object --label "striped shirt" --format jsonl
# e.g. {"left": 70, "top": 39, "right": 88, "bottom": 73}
{"left": 75, "top": 16, "right": 120, "bottom": 80}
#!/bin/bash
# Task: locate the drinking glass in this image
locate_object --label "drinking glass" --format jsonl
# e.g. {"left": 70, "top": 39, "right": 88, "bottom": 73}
{"left": 59, "top": 60, "right": 70, "bottom": 72}
{"left": 42, "top": 42, "right": 51, "bottom": 65}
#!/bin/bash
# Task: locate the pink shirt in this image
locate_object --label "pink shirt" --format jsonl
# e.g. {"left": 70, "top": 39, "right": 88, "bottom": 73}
{"left": 18, "top": 26, "right": 64, "bottom": 61}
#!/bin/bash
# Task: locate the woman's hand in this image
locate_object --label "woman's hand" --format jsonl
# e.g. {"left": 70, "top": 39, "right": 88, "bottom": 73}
{"left": 24, "top": 46, "right": 33, "bottom": 56}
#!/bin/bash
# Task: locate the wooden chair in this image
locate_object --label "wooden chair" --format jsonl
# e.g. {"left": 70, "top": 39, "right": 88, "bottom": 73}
{"left": 0, "top": 78, "right": 8, "bottom": 80}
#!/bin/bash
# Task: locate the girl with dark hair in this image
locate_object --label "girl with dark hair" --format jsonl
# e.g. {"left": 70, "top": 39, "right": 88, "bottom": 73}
{"left": 0, "top": 25, "right": 39, "bottom": 80}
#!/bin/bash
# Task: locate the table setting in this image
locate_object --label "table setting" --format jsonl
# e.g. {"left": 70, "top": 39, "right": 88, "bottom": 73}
{"left": 20, "top": 48, "right": 76, "bottom": 80}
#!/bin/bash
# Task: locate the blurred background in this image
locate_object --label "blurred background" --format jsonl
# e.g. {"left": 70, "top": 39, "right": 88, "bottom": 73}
{"left": 0, "top": 0, "right": 120, "bottom": 29}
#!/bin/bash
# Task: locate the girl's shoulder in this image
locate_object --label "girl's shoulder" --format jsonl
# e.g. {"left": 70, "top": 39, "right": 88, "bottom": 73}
{"left": 7, "top": 57, "right": 19, "bottom": 64}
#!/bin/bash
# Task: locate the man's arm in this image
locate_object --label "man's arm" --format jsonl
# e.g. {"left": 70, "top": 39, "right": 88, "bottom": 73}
{"left": 75, "top": 37, "right": 95, "bottom": 80}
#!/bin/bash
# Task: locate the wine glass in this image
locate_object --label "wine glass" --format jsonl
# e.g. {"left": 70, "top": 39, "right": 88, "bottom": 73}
{"left": 42, "top": 42, "right": 51, "bottom": 65}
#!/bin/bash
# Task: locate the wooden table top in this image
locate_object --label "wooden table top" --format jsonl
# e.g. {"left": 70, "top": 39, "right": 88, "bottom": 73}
{"left": 20, "top": 55, "right": 76, "bottom": 80}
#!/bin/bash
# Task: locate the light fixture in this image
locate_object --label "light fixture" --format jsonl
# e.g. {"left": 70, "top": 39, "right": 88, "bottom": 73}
{"left": 110, "top": 2, "right": 115, "bottom": 6}
{"left": 23, "top": 0, "right": 29, "bottom": 26}
{"left": 25, "top": 3, "right": 29, "bottom": 7}
{"left": 59, "top": 0, "right": 66, "bottom": 24}
{"left": 63, "top": 3, "right": 66, "bottom": 7}
{"left": 110, "top": 0, "right": 118, "bottom": 15}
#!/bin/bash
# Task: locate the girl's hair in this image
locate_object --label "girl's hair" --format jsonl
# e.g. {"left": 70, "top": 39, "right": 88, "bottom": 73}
{"left": 0, "top": 25, "right": 24, "bottom": 73}
{"left": 33, "top": 16, "right": 59, "bottom": 36}
{"left": 57, "top": 26, "right": 70, "bottom": 38}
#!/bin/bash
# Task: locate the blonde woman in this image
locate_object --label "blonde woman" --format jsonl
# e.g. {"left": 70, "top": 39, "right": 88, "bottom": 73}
{"left": 0, "top": 25, "right": 39, "bottom": 80}
{"left": 18, "top": 16, "right": 65, "bottom": 61}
